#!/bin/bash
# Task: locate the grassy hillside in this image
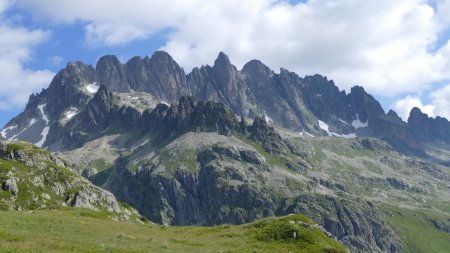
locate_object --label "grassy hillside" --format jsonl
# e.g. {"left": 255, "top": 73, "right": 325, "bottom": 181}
{"left": 0, "top": 141, "right": 141, "bottom": 222}
{"left": 382, "top": 205, "right": 450, "bottom": 253}
{"left": 0, "top": 209, "right": 346, "bottom": 253}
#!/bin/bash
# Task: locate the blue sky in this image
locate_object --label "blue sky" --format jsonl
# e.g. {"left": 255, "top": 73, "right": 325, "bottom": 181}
{"left": 1, "top": 0, "right": 450, "bottom": 127}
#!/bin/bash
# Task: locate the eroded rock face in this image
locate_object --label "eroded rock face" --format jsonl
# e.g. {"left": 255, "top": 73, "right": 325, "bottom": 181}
{"left": 107, "top": 141, "right": 275, "bottom": 225}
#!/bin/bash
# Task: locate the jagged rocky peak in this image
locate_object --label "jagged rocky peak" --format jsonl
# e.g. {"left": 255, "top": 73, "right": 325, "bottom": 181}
{"left": 214, "top": 51, "right": 232, "bottom": 67}
{"left": 303, "top": 74, "right": 342, "bottom": 95}
{"left": 147, "top": 51, "right": 188, "bottom": 101}
{"left": 125, "top": 55, "right": 142, "bottom": 67}
{"left": 242, "top": 59, "right": 272, "bottom": 75}
{"left": 211, "top": 52, "right": 238, "bottom": 78}
{"left": 407, "top": 107, "right": 450, "bottom": 143}
{"left": 90, "top": 85, "right": 114, "bottom": 110}
{"left": 79, "top": 85, "right": 115, "bottom": 130}
{"left": 212, "top": 52, "right": 241, "bottom": 82}
{"left": 408, "top": 107, "right": 428, "bottom": 125}
{"left": 95, "top": 51, "right": 188, "bottom": 98}
{"left": 348, "top": 85, "right": 385, "bottom": 123}
{"left": 96, "top": 55, "right": 129, "bottom": 93}
{"left": 122, "top": 51, "right": 188, "bottom": 102}
{"left": 0, "top": 59, "right": 98, "bottom": 144}
{"left": 43, "top": 60, "right": 96, "bottom": 108}
{"left": 301, "top": 74, "right": 349, "bottom": 124}
{"left": 41, "top": 61, "right": 96, "bottom": 108}
{"left": 150, "top": 50, "right": 178, "bottom": 65}
{"left": 386, "top": 109, "right": 402, "bottom": 121}
{"left": 241, "top": 60, "right": 274, "bottom": 87}
{"left": 59, "top": 61, "right": 96, "bottom": 86}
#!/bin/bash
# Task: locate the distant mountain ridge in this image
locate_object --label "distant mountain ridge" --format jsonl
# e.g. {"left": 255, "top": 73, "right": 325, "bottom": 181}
{"left": 1, "top": 51, "right": 449, "bottom": 163}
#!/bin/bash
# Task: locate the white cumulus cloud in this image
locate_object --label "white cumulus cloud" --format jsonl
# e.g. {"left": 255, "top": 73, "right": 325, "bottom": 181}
{"left": 430, "top": 84, "right": 450, "bottom": 120}
{"left": 393, "top": 95, "right": 435, "bottom": 121}
{"left": 0, "top": 11, "right": 54, "bottom": 110}
{"left": 393, "top": 83, "right": 450, "bottom": 121}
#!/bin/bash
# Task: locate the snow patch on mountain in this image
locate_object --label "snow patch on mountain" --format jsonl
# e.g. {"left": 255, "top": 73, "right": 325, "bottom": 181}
{"left": 85, "top": 82, "right": 100, "bottom": 94}
{"left": 339, "top": 119, "right": 350, "bottom": 126}
{"left": 1, "top": 125, "right": 18, "bottom": 139}
{"left": 318, "top": 120, "right": 330, "bottom": 133}
{"left": 264, "top": 112, "right": 273, "bottom": 124}
{"left": 65, "top": 107, "right": 79, "bottom": 120}
{"left": 338, "top": 133, "right": 357, "bottom": 138}
{"left": 35, "top": 104, "right": 50, "bottom": 147}
{"left": 160, "top": 100, "right": 170, "bottom": 106}
{"left": 319, "top": 120, "right": 356, "bottom": 138}
{"left": 29, "top": 119, "right": 37, "bottom": 127}
{"left": 299, "top": 131, "right": 314, "bottom": 137}
{"left": 352, "top": 114, "right": 368, "bottom": 129}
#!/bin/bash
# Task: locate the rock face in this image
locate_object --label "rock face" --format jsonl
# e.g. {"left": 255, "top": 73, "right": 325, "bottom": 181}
{"left": 408, "top": 107, "right": 450, "bottom": 143}
{"left": 0, "top": 141, "right": 141, "bottom": 222}
{"left": 96, "top": 55, "right": 130, "bottom": 93}
{"left": 108, "top": 140, "right": 275, "bottom": 225}
{"left": 126, "top": 52, "right": 189, "bottom": 101}
{"left": 52, "top": 95, "right": 238, "bottom": 150}
{"left": 2, "top": 51, "right": 449, "bottom": 162}
{"left": 148, "top": 96, "right": 239, "bottom": 140}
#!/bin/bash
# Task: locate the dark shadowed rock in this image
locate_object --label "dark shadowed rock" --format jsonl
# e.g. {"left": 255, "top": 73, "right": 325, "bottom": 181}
{"left": 408, "top": 107, "right": 450, "bottom": 143}
{"left": 96, "top": 55, "right": 130, "bottom": 92}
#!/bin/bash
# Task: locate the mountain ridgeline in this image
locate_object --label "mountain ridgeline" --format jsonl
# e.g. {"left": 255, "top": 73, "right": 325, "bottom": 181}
{"left": 2, "top": 51, "right": 449, "bottom": 163}
{"left": 1, "top": 51, "right": 450, "bottom": 253}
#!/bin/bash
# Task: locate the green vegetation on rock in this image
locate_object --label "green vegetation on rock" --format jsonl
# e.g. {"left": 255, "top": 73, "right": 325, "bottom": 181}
{"left": 0, "top": 141, "right": 142, "bottom": 223}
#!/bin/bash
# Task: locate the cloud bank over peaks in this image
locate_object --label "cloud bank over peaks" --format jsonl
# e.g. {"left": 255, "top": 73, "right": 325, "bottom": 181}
{"left": 0, "top": 1, "right": 54, "bottom": 110}
{"left": 393, "top": 83, "right": 450, "bottom": 121}
{"left": 3, "top": 0, "right": 449, "bottom": 121}
{"left": 393, "top": 95, "right": 436, "bottom": 121}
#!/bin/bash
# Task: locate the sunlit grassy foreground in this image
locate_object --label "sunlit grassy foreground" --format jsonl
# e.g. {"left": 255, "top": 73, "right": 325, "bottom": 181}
{"left": 0, "top": 209, "right": 346, "bottom": 253}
